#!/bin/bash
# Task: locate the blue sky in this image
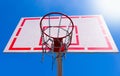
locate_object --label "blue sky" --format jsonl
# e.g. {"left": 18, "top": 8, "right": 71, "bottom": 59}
{"left": 0, "top": 0, "right": 120, "bottom": 76}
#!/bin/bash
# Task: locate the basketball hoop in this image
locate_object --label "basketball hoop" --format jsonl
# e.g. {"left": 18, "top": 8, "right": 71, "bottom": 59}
{"left": 40, "top": 12, "right": 74, "bottom": 76}
{"left": 40, "top": 12, "right": 74, "bottom": 53}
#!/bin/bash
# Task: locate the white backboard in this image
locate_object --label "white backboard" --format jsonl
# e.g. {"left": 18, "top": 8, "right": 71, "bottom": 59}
{"left": 4, "top": 15, "right": 118, "bottom": 52}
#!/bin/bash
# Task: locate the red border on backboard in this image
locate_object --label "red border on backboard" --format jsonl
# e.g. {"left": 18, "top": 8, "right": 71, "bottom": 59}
{"left": 38, "top": 26, "right": 79, "bottom": 46}
{"left": 8, "top": 16, "right": 113, "bottom": 51}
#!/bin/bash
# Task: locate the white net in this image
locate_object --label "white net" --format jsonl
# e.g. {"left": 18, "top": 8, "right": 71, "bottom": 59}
{"left": 40, "top": 12, "right": 74, "bottom": 53}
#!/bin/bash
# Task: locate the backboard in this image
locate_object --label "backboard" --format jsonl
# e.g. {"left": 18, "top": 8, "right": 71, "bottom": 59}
{"left": 4, "top": 15, "right": 118, "bottom": 52}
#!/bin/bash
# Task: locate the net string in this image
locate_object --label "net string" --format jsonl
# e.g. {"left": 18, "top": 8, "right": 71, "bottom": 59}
{"left": 57, "top": 15, "right": 62, "bottom": 37}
